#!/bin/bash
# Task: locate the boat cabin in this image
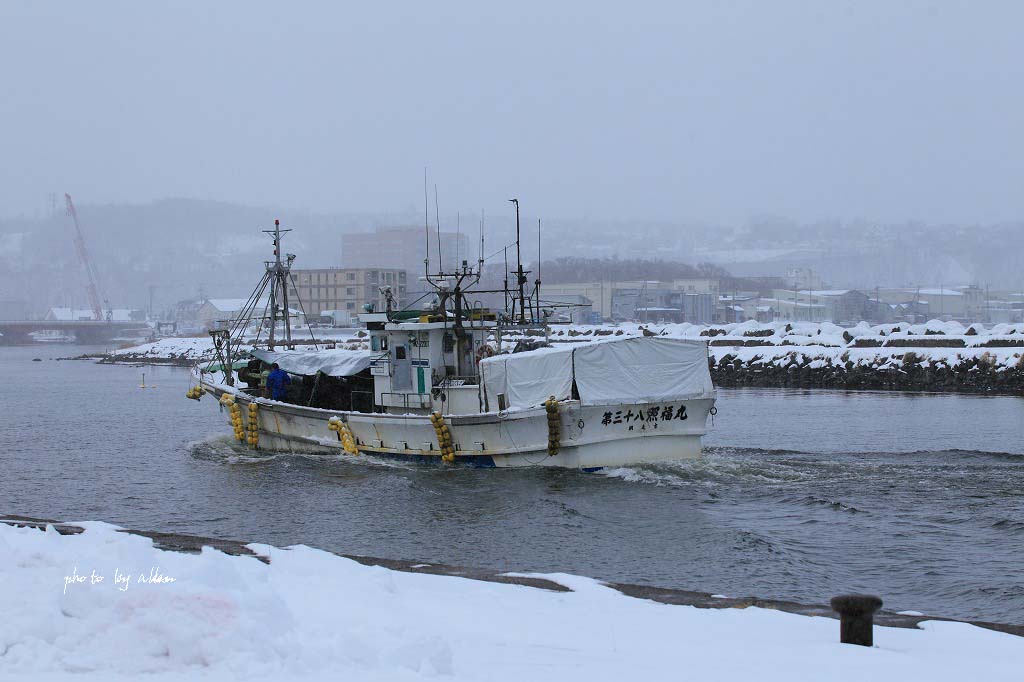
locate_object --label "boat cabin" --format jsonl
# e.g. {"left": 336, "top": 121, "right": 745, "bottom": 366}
{"left": 361, "top": 311, "right": 496, "bottom": 415}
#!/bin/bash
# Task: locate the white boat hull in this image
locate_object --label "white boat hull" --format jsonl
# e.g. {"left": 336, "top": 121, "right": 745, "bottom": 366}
{"left": 201, "top": 380, "right": 714, "bottom": 470}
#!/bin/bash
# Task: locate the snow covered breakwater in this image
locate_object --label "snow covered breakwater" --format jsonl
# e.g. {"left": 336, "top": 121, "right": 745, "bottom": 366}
{"left": 2, "top": 517, "right": 1021, "bottom": 681}
{"left": 709, "top": 345, "right": 1024, "bottom": 393}
{"left": 96, "top": 331, "right": 367, "bottom": 366}
{"left": 101, "top": 320, "right": 1024, "bottom": 394}
{"left": 546, "top": 320, "right": 1024, "bottom": 395}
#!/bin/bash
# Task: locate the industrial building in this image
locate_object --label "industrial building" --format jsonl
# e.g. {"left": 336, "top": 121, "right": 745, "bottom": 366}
{"left": 287, "top": 267, "right": 406, "bottom": 317}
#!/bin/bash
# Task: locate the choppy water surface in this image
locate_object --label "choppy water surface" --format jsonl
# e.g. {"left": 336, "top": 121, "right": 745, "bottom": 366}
{"left": 3, "top": 345, "right": 1023, "bottom": 623}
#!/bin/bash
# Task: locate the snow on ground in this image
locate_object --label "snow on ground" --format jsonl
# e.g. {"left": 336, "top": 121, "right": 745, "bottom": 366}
{"left": 107, "top": 331, "right": 366, "bottom": 364}
{"left": 539, "top": 320, "right": 1023, "bottom": 371}
{"left": 108, "top": 319, "right": 1023, "bottom": 370}
{"left": 708, "top": 345, "right": 1023, "bottom": 371}
{"left": 109, "top": 337, "right": 218, "bottom": 363}
{"left": 549, "top": 319, "right": 1024, "bottom": 347}
{"left": 1, "top": 522, "right": 1020, "bottom": 681}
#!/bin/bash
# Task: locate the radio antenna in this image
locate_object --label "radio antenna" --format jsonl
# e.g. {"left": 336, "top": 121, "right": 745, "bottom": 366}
{"left": 423, "top": 167, "right": 429, "bottom": 279}
{"left": 434, "top": 185, "right": 442, "bottom": 273}
{"left": 536, "top": 217, "right": 542, "bottom": 319}
{"left": 478, "top": 209, "right": 485, "bottom": 272}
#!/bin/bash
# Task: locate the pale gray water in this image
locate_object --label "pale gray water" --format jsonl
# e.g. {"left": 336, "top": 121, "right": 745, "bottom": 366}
{"left": 3, "top": 345, "right": 1023, "bottom": 623}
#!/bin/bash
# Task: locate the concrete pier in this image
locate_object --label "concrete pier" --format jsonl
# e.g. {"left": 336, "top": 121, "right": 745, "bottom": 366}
{"left": 3, "top": 514, "right": 1021, "bottom": 639}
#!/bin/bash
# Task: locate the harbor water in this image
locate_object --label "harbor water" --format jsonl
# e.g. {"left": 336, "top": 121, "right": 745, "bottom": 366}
{"left": 3, "top": 345, "right": 1023, "bottom": 623}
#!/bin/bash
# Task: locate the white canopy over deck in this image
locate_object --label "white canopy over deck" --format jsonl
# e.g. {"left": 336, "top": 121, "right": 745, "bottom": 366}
{"left": 250, "top": 348, "right": 379, "bottom": 377}
{"left": 479, "top": 337, "right": 713, "bottom": 410}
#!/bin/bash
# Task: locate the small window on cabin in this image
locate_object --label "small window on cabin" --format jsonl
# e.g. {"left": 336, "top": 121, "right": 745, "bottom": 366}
{"left": 381, "top": 337, "right": 389, "bottom": 350}
{"left": 395, "top": 346, "right": 407, "bottom": 360}
{"left": 371, "top": 336, "right": 380, "bottom": 351}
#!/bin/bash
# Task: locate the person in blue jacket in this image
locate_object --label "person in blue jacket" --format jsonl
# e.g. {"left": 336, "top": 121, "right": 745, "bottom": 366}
{"left": 266, "top": 363, "right": 291, "bottom": 401}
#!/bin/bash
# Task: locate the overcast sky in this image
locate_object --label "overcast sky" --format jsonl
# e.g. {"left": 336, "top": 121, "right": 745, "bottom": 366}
{"left": 1, "top": 1, "right": 1021, "bottom": 224}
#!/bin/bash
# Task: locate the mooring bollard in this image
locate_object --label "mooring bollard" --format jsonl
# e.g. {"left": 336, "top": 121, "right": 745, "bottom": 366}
{"left": 830, "top": 594, "right": 883, "bottom": 646}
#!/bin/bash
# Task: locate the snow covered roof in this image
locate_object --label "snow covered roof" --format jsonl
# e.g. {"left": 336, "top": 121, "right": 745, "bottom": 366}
{"left": 759, "top": 298, "right": 826, "bottom": 309}
{"left": 918, "top": 288, "right": 963, "bottom": 296}
{"left": 202, "top": 299, "right": 303, "bottom": 316}
{"left": 204, "top": 299, "right": 251, "bottom": 313}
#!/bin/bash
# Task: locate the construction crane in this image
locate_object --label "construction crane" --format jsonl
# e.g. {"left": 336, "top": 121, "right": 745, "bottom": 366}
{"left": 65, "top": 193, "right": 108, "bottom": 321}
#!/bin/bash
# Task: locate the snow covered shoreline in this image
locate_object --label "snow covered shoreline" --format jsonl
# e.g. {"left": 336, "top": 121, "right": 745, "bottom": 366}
{"left": 87, "top": 332, "right": 368, "bottom": 367}
{"left": 1, "top": 519, "right": 1021, "bottom": 681}
{"left": 93, "top": 319, "right": 1024, "bottom": 394}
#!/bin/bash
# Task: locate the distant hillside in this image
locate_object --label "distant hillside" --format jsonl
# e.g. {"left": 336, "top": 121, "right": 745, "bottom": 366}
{"left": 2, "top": 199, "right": 1020, "bottom": 316}
{"left": 0, "top": 198, "right": 422, "bottom": 315}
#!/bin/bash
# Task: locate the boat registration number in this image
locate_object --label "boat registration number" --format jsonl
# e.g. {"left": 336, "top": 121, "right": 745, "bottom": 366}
{"left": 600, "top": 405, "right": 687, "bottom": 430}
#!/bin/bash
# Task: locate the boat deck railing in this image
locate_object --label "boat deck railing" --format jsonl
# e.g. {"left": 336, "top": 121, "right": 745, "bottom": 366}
{"left": 380, "top": 392, "right": 431, "bottom": 412}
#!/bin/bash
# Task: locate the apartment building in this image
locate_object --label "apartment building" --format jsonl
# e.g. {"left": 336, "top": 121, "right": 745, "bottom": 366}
{"left": 288, "top": 268, "right": 407, "bottom": 317}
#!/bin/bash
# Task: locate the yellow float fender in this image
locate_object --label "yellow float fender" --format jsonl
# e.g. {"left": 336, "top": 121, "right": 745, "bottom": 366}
{"left": 328, "top": 416, "right": 360, "bottom": 455}
{"left": 430, "top": 411, "right": 456, "bottom": 463}
{"left": 545, "top": 397, "right": 561, "bottom": 456}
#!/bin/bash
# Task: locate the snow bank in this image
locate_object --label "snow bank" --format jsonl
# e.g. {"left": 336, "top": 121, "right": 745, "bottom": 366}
{"left": 107, "top": 337, "right": 218, "bottom": 363}
{"left": 710, "top": 345, "right": 1022, "bottom": 370}
{"left": 1, "top": 522, "right": 1020, "bottom": 681}
{"left": 548, "top": 319, "right": 1023, "bottom": 342}
{"left": 106, "top": 333, "right": 368, "bottom": 365}
{"left": 112, "top": 321, "right": 1020, "bottom": 369}
{"left": 539, "top": 321, "right": 1023, "bottom": 372}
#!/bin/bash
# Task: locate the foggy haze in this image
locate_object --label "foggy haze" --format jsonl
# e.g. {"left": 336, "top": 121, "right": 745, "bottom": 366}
{"left": 2, "top": 0, "right": 1023, "bottom": 224}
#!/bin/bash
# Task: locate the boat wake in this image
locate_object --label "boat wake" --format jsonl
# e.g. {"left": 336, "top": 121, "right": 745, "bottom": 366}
{"left": 602, "top": 443, "right": 1024, "bottom": 489}
{"left": 187, "top": 436, "right": 286, "bottom": 465}
{"left": 186, "top": 435, "right": 420, "bottom": 471}
{"left": 600, "top": 450, "right": 821, "bottom": 490}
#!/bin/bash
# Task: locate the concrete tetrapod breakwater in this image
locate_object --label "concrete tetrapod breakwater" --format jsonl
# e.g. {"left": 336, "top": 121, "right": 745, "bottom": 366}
{"left": 708, "top": 346, "right": 1024, "bottom": 395}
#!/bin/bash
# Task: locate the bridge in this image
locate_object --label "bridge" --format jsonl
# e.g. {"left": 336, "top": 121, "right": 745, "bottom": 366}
{"left": 0, "top": 320, "right": 152, "bottom": 345}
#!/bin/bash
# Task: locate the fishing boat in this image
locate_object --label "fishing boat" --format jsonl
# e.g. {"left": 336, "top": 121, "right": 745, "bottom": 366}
{"left": 192, "top": 211, "right": 716, "bottom": 469}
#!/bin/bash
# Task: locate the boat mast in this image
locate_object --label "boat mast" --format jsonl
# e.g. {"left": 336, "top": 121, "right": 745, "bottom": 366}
{"left": 509, "top": 198, "right": 529, "bottom": 324}
{"left": 263, "top": 219, "right": 294, "bottom": 350}
{"left": 536, "top": 218, "right": 542, "bottom": 320}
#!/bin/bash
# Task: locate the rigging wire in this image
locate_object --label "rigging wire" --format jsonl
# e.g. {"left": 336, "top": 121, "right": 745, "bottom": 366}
{"left": 286, "top": 271, "right": 320, "bottom": 351}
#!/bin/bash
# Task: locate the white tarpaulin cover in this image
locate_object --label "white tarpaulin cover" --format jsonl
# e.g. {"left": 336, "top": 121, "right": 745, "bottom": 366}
{"left": 572, "top": 337, "right": 713, "bottom": 405}
{"left": 250, "top": 348, "right": 378, "bottom": 377}
{"left": 479, "top": 337, "right": 712, "bottom": 410}
{"left": 479, "top": 346, "right": 574, "bottom": 411}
